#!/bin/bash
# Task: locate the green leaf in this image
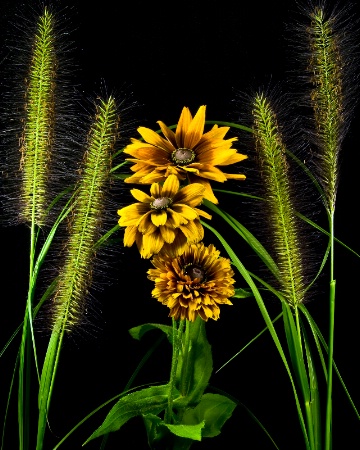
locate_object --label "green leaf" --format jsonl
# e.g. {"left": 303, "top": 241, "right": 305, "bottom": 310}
{"left": 129, "top": 323, "right": 173, "bottom": 342}
{"left": 181, "top": 393, "right": 236, "bottom": 438}
{"left": 143, "top": 414, "right": 169, "bottom": 449}
{"left": 165, "top": 422, "right": 205, "bottom": 440}
{"left": 143, "top": 414, "right": 202, "bottom": 450}
{"left": 233, "top": 287, "right": 253, "bottom": 298}
{"left": 84, "top": 384, "right": 174, "bottom": 444}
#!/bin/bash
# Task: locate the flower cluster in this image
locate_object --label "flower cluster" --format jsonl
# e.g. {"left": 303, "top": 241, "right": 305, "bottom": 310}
{"left": 117, "top": 106, "right": 246, "bottom": 320}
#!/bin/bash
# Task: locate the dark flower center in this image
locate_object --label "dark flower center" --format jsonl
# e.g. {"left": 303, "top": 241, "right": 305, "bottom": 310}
{"left": 171, "top": 148, "right": 196, "bottom": 165}
{"left": 151, "top": 196, "right": 173, "bottom": 210}
{"left": 184, "top": 264, "right": 206, "bottom": 283}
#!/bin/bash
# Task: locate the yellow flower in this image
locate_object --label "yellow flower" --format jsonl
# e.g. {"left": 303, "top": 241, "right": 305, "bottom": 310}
{"left": 123, "top": 105, "right": 247, "bottom": 204}
{"left": 148, "top": 242, "right": 235, "bottom": 321}
{"left": 117, "top": 174, "right": 211, "bottom": 258}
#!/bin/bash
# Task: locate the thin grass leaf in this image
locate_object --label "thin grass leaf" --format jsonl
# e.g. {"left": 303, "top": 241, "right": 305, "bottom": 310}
{"left": 297, "top": 211, "right": 360, "bottom": 259}
{"left": 202, "top": 221, "right": 310, "bottom": 448}
{"left": 203, "top": 200, "right": 280, "bottom": 280}
{"left": 282, "top": 303, "right": 317, "bottom": 449}
{"left": 205, "top": 120, "right": 253, "bottom": 133}
{"left": 299, "top": 303, "right": 360, "bottom": 421}
{"left": 1, "top": 351, "right": 19, "bottom": 450}
{"left": 216, "top": 313, "right": 283, "bottom": 373}
{"left": 302, "top": 320, "right": 322, "bottom": 450}
{"left": 212, "top": 188, "right": 264, "bottom": 200}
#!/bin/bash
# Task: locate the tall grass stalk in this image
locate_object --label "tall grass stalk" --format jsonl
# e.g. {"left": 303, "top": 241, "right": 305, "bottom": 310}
{"left": 251, "top": 92, "right": 321, "bottom": 449}
{"left": 17, "top": 8, "right": 57, "bottom": 449}
{"left": 36, "top": 97, "right": 119, "bottom": 450}
{"left": 306, "top": 6, "right": 351, "bottom": 447}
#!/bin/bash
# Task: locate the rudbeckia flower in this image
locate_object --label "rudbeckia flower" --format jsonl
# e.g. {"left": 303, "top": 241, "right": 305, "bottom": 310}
{"left": 148, "top": 242, "right": 235, "bottom": 321}
{"left": 117, "top": 174, "right": 211, "bottom": 258}
{"left": 123, "top": 105, "right": 247, "bottom": 204}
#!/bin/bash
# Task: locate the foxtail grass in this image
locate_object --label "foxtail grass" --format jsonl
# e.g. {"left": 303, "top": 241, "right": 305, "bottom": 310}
{"left": 304, "top": 5, "right": 358, "bottom": 448}
{"left": 36, "top": 96, "right": 119, "bottom": 450}
{"left": 15, "top": 8, "right": 58, "bottom": 450}
{"left": 252, "top": 92, "right": 322, "bottom": 449}
{"left": 252, "top": 92, "right": 305, "bottom": 308}
{"left": 307, "top": 6, "right": 344, "bottom": 214}
{"left": 19, "top": 7, "right": 57, "bottom": 227}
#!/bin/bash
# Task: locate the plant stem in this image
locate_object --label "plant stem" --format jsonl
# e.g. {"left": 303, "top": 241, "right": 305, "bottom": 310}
{"left": 165, "top": 319, "right": 184, "bottom": 424}
{"left": 180, "top": 320, "right": 191, "bottom": 397}
{"left": 325, "top": 211, "right": 335, "bottom": 450}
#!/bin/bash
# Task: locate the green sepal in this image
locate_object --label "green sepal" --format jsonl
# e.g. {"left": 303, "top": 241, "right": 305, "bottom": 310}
{"left": 175, "top": 318, "right": 213, "bottom": 406}
{"left": 129, "top": 323, "right": 173, "bottom": 342}
{"left": 84, "top": 384, "right": 176, "bottom": 445}
{"left": 180, "top": 393, "right": 237, "bottom": 438}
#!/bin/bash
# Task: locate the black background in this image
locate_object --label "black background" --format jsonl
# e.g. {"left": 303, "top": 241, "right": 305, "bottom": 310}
{"left": 1, "top": 0, "right": 360, "bottom": 449}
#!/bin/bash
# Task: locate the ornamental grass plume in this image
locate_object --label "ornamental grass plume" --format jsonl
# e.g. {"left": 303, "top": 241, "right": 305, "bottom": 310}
{"left": 18, "top": 7, "right": 56, "bottom": 226}
{"left": 117, "top": 173, "right": 212, "bottom": 258}
{"left": 147, "top": 242, "right": 235, "bottom": 321}
{"left": 0, "top": 4, "right": 77, "bottom": 228}
{"left": 252, "top": 92, "right": 305, "bottom": 307}
{"left": 301, "top": 4, "right": 359, "bottom": 213}
{"left": 49, "top": 96, "right": 119, "bottom": 333}
{"left": 123, "top": 105, "right": 247, "bottom": 204}
{"left": 10, "top": 7, "right": 59, "bottom": 226}
{"left": 36, "top": 96, "right": 119, "bottom": 449}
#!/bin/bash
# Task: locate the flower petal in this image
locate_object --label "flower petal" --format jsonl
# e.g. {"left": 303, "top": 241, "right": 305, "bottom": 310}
{"left": 161, "top": 231, "right": 188, "bottom": 257}
{"left": 167, "top": 208, "right": 189, "bottom": 227}
{"left": 137, "top": 127, "right": 174, "bottom": 152}
{"left": 140, "top": 169, "right": 168, "bottom": 184}
{"left": 194, "top": 208, "right": 212, "bottom": 220}
{"left": 187, "top": 176, "right": 219, "bottom": 204}
{"left": 150, "top": 182, "right": 161, "bottom": 197}
{"left": 137, "top": 211, "right": 157, "bottom": 234}
{"left": 157, "top": 121, "right": 177, "bottom": 148}
{"left": 151, "top": 210, "right": 167, "bottom": 226}
{"left": 161, "top": 174, "right": 179, "bottom": 198}
{"left": 130, "top": 189, "right": 152, "bottom": 203}
{"left": 184, "top": 105, "right": 206, "bottom": 149}
{"left": 223, "top": 172, "right": 247, "bottom": 180}
{"left": 173, "top": 183, "right": 205, "bottom": 207}
{"left": 159, "top": 225, "right": 176, "bottom": 243}
{"left": 142, "top": 232, "right": 164, "bottom": 258}
{"left": 123, "top": 225, "right": 137, "bottom": 247}
{"left": 175, "top": 107, "right": 192, "bottom": 148}
{"left": 127, "top": 145, "right": 170, "bottom": 163}
{"left": 179, "top": 219, "right": 204, "bottom": 242}
{"left": 189, "top": 164, "right": 227, "bottom": 182}
{"left": 171, "top": 204, "right": 198, "bottom": 220}
{"left": 118, "top": 203, "right": 149, "bottom": 225}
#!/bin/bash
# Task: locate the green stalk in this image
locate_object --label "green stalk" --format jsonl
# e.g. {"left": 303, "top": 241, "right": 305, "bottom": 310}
{"left": 325, "top": 213, "right": 335, "bottom": 450}
{"left": 36, "top": 97, "right": 119, "bottom": 450}
{"left": 180, "top": 320, "right": 191, "bottom": 397}
{"left": 165, "top": 319, "right": 185, "bottom": 424}
{"left": 17, "top": 8, "right": 57, "bottom": 449}
{"left": 305, "top": 7, "right": 347, "bottom": 447}
{"left": 252, "top": 93, "right": 317, "bottom": 447}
